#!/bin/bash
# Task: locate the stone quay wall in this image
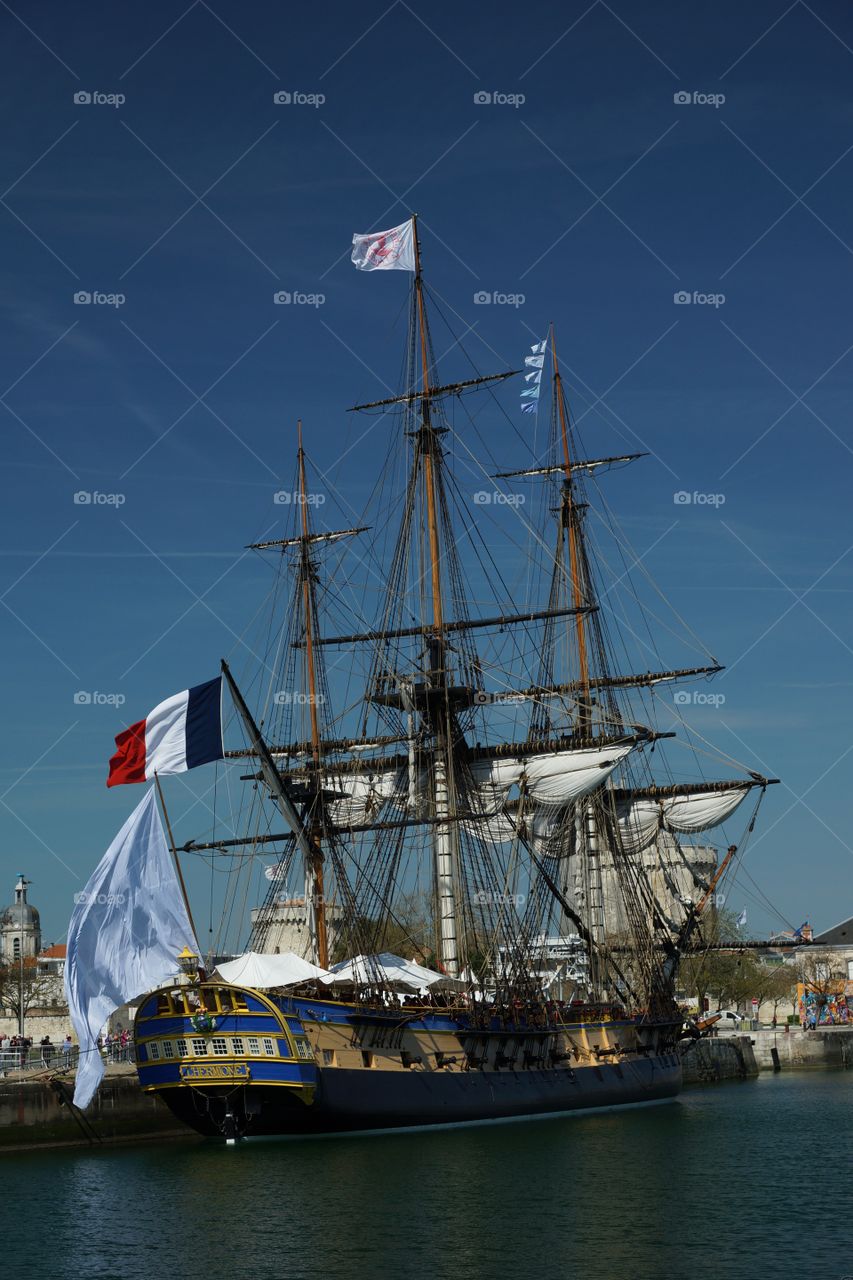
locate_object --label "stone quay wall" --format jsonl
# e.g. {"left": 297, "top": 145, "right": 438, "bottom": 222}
{"left": 717, "top": 1025, "right": 853, "bottom": 1070}
{"left": 0, "top": 1063, "right": 194, "bottom": 1151}
{"left": 682, "top": 1035, "right": 759, "bottom": 1085}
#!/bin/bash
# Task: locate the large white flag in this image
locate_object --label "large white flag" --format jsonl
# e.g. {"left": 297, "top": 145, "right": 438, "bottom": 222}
{"left": 351, "top": 218, "right": 416, "bottom": 271}
{"left": 64, "top": 787, "right": 199, "bottom": 1109}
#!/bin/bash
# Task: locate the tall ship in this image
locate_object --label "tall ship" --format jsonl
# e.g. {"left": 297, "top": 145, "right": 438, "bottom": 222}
{"left": 127, "top": 218, "right": 776, "bottom": 1139}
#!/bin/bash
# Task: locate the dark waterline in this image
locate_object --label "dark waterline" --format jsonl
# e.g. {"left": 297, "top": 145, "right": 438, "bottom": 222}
{"left": 8, "top": 1072, "right": 852, "bottom": 1280}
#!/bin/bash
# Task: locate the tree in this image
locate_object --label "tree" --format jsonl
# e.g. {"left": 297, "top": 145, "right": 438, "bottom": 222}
{"left": 677, "top": 908, "right": 761, "bottom": 1013}
{"left": 0, "top": 957, "right": 59, "bottom": 1027}
{"left": 793, "top": 949, "right": 846, "bottom": 1026}
{"left": 794, "top": 949, "right": 845, "bottom": 992}
{"left": 330, "top": 891, "right": 434, "bottom": 965}
{"left": 756, "top": 964, "right": 797, "bottom": 1022}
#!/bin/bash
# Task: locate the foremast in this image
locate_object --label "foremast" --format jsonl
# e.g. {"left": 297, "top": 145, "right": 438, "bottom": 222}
{"left": 296, "top": 422, "right": 329, "bottom": 968}
{"left": 502, "top": 324, "right": 777, "bottom": 1011}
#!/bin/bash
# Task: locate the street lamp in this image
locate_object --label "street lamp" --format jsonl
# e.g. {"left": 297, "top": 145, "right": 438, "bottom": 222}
{"left": 177, "top": 946, "right": 199, "bottom": 980}
{"left": 17, "top": 873, "right": 26, "bottom": 1043}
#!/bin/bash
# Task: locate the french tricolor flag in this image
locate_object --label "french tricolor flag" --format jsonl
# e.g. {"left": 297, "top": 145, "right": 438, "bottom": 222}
{"left": 107, "top": 677, "right": 224, "bottom": 787}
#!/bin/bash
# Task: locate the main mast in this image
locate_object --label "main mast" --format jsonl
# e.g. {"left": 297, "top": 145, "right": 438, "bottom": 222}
{"left": 413, "top": 214, "right": 459, "bottom": 976}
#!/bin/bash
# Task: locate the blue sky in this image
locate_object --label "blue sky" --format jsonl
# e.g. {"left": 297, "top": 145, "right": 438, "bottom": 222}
{"left": 2, "top": 0, "right": 852, "bottom": 947}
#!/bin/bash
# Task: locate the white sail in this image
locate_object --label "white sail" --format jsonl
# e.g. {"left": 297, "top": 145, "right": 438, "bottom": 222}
{"left": 465, "top": 743, "right": 635, "bottom": 848}
{"left": 614, "top": 798, "right": 661, "bottom": 854}
{"left": 664, "top": 786, "right": 752, "bottom": 833}
{"left": 523, "top": 744, "right": 635, "bottom": 808}
{"left": 325, "top": 768, "right": 402, "bottom": 825}
{"left": 615, "top": 784, "right": 752, "bottom": 854}
{"left": 468, "top": 758, "right": 525, "bottom": 814}
{"left": 463, "top": 810, "right": 525, "bottom": 846}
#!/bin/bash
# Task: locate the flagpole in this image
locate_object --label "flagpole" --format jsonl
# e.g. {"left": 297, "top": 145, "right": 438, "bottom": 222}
{"left": 153, "top": 773, "right": 205, "bottom": 976}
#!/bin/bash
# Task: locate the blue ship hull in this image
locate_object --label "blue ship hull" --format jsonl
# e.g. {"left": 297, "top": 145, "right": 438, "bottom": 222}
{"left": 157, "top": 1055, "right": 682, "bottom": 1138}
{"left": 134, "top": 982, "right": 682, "bottom": 1140}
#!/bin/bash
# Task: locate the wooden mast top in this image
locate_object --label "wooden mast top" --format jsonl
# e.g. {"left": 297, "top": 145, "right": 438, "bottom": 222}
{"left": 298, "top": 421, "right": 322, "bottom": 767}
{"left": 550, "top": 324, "right": 590, "bottom": 723}
{"left": 413, "top": 215, "right": 444, "bottom": 634}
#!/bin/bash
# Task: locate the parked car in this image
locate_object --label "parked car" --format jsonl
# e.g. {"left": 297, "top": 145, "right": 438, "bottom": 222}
{"left": 714, "top": 1009, "right": 745, "bottom": 1028}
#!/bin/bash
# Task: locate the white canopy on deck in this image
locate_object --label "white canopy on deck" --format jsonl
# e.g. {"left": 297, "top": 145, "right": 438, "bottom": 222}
{"left": 214, "top": 951, "right": 330, "bottom": 988}
{"left": 321, "top": 952, "right": 460, "bottom": 991}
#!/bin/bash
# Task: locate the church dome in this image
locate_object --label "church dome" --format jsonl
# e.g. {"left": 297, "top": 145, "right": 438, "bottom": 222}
{"left": 1, "top": 900, "right": 40, "bottom": 928}
{"left": 0, "top": 875, "right": 42, "bottom": 961}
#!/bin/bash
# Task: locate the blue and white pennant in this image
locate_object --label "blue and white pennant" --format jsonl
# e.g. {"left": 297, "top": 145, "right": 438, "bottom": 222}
{"left": 520, "top": 339, "right": 547, "bottom": 415}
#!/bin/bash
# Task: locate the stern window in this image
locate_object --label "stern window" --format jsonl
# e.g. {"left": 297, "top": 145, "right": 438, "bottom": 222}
{"left": 191, "top": 1038, "right": 208, "bottom": 1056}
{"left": 231, "top": 1037, "right": 245, "bottom": 1055}
{"left": 263, "top": 1038, "right": 276, "bottom": 1056}
{"left": 148, "top": 1042, "right": 161, "bottom": 1061}
{"left": 247, "top": 1037, "right": 260, "bottom": 1055}
{"left": 162, "top": 1041, "right": 174, "bottom": 1059}
{"left": 211, "top": 1038, "right": 228, "bottom": 1056}
{"left": 176, "top": 1039, "right": 188, "bottom": 1057}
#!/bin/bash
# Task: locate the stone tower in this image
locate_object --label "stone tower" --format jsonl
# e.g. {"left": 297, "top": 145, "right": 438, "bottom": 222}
{"left": 0, "top": 875, "right": 42, "bottom": 963}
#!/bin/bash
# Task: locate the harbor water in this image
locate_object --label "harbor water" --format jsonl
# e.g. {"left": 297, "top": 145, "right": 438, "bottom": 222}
{"left": 8, "top": 1071, "right": 852, "bottom": 1280}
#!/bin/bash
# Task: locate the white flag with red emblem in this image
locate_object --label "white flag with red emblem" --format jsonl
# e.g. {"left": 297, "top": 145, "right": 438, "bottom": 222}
{"left": 351, "top": 219, "right": 416, "bottom": 272}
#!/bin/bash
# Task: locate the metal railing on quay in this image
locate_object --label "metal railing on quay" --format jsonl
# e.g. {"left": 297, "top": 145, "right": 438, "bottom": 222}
{"left": 0, "top": 1043, "right": 135, "bottom": 1074}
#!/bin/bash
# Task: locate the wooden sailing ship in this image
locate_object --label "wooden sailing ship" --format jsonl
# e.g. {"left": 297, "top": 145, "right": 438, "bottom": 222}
{"left": 133, "top": 218, "right": 776, "bottom": 1138}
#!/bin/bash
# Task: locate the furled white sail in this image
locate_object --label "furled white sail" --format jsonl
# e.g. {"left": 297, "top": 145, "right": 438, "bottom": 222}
{"left": 664, "top": 786, "right": 752, "bottom": 832}
{"left": 463, "top": 811, "right": 524, "bottom": 846}
{"left": 614, "top": 798, "right": 661, "bottom": 854}
{"left": 615, "top": 784, "right": 752, "bottom": 854}
{"left": 465, "top": 743, "right": 635, "bottom": 847}
{"left": 325, "top": 768, "right": 402, "bottom": 825}
{"left": 468, "top": 758, "right": 525, "bottom": 814}
{"left": 523, "top": 744, "right": 635, "bottom": 808}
